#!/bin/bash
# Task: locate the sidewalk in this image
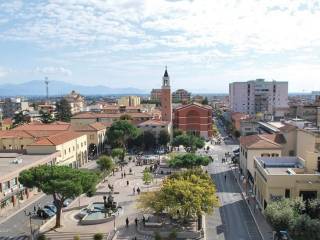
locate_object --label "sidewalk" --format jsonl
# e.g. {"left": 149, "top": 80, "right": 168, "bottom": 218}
{"left": 231, "top": 165, "right": 274, "bottom": 240}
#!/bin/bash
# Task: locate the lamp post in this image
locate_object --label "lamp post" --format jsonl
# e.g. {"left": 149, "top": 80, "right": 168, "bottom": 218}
{"left": 24, "top": 207, "right": 36, "bottom": 240}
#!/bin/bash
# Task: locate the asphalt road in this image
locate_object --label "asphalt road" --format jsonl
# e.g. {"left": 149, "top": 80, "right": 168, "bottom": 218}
{"left": 0, "top": 195, "right": 53, "bottom": 238}
{"left": 205, "top": 119, "right": 262, "bottom": 240}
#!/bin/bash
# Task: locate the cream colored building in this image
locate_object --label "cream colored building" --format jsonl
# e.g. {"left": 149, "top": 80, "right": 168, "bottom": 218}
{"left": 137, "top": 120, "right": 173, "bottom": 143}
{"left": 26, "top": 131, "right": 88, "bottom": 168}
{"left": 117, "top": 96, "right": 141, "bottom": 107}
{"left": 64, "top": 90, "right": 85, "bottom": 114}
{"left": 239, "top": 134, "right": 283, "bottom": 184}
{"left": 254, "top": 156, "right": 320, "bottom": 210}
{"left": 71, "top": 122, "right": 107, "bottom": 157}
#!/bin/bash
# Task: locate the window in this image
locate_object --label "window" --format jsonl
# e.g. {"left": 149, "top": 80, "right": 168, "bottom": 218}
{"left": 289, "top": 150, "right": 295, "bottom": 156}
{"left": 271, "top": 153, "right": 279, "bottom": 157}
{"left": 21, "top": 145, "right": 24, "bottom": 149}
{"left": 285, "top": 189, "right": 290, "bottom": 198}
{"left": 261, "top": 153, "right": 270, "bottom": 157}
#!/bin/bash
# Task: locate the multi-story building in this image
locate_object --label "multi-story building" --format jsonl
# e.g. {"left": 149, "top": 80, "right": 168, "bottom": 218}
{"left": 174, "top": 103, "right": 213, "bottom": 139}
{"left": 172, "top": 89, "right": 191, "bottom": 103}
{"left": 64, "top": 90, "right": 85, "bottom": 114}
{"left": 137, "top": 120, "right": 173, "bottom": 143}
{"left": 26, "top": 131, "right": 88, "bottom": 168}
{"left": 0, "top": 152, "right": 59, "bottom": 213}
{"left": 117, "top": 96, "right": 141, "bottom": 107}
{"left": 229, "top": 79, "right": 288, "bottom": 118}
{"left": 150, "top": 89, "right": 162, "bottom": 102}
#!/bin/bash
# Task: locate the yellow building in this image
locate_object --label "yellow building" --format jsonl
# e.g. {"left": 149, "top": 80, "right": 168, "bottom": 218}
{"left": 71, "top": 122, "right": 107, "bottom": 158}
{"left": 117, "top": 96, "right": 141, "bottom": 107}
{"left": 254, "top": 156, "right": 320, "bottom": 210}
{"left": 239, "top": 134, "right": 284, "bottom": 184}
{"left": 26, "top": 131, "right": 88, "bottom": 168}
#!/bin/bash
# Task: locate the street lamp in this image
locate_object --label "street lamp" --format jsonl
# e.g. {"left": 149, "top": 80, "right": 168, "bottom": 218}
{"left": 24, "top": 207, "right": 36, "bottom": 240}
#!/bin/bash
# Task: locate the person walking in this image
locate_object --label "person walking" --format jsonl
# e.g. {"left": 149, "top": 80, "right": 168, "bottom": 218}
{"left": 135, "top": 217, "right": 138, "bottom": 227}
{"left": 133, "top": 187, "right": 136, "bottom": 195}
{"left": 126, "top": 217, "right": 129, "bottom": 227}
{"left": 137, "top": 187, "right": 141, "bottom": 195}
{"left": 224, "top": 174, "right": 227, "bottom": 182}
{"left": 127, "top": 180, "right": 129, "bottom": 186}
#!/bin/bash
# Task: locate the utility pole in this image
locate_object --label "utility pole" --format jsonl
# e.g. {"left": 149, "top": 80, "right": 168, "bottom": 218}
{"left": 44, "top": 77, "right": 49, "bottom": 103}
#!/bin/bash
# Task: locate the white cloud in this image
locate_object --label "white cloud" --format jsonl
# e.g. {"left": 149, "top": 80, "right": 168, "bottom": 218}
{"left": 33, "top": 66, "right": 72, "bottom": 76}
{"left": 0, "top": 67, "right": 8, "bottom": 78}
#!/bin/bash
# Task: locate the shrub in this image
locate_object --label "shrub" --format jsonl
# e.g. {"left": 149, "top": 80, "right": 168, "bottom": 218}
{"left": 93, "top": 233, "right": 104, "bottom": 240}
{"left": 37, "top": 235, "right": 47, "bottom": 240}
{"left": 168, "top": 229, "right": 177, "bottom": 240}
{"left": 154, "top": 231, "right": 162, "bottom": 240}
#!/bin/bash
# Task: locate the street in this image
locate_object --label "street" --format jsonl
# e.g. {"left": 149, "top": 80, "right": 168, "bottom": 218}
{"left": 204, "top": 119, "right": 262, "bottom": 240}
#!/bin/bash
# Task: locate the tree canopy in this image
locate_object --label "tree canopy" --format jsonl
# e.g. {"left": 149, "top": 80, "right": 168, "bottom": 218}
{"left": 158, "top": 130, "right": 170, "bottom": 146}
{"left": 111, "top": 148, "right": 126, "bottom": 162}
{"left": 168, "top": 153, "right": 210, "bottom": 168}
{"left": 137, "top": 169, "right": 218, "bottom": 221}
{"left": 19, "top": 165, "right": 99, "bottom": 228}
{"left": 13, "top": 111, "right": 30, "bottom": 126}
{"left": 172, "top": 133, "right": 205, "bottom": 152}
{"left": 39, "top": 110, "right": 55, "bottom": 124}
{"left": 143, "top": 131, "right": 156, "bottom": 150}
{"left": 106, "top": 120, "right": 139, "bottom": 148}
{"left": 265, "top": 198, "right": 320, "bottom": 239}
{"left": 55, "top": 98, "right": 72, "bottom": 122}
{"left": 97, "top": 155, "right": 114, "bottom": 181}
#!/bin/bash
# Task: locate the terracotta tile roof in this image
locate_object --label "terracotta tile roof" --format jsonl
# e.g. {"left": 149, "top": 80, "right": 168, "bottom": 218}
{"left": 240, "top": 134, "right": 283, "bottom": 149}
{"left": 29, "top": 131, "right": 85, "bottom": 146}
{"left": 175, "top": 102, "right": 212, "bottom": 111}
{"left": 0, "top": 130, "right": 34, "bottom": 139}
{"left": 279, "top": 124, "right": 297, "bottom": 133}
{"left": 138, "top": 120, "right": 170, "bottom": 127}
{"left": 71, "top": 112, "right": 152, "bottom": 119}
{"left": 14, "top": 123, "right": 71, "bottom": 131}
{"left": 71, "top": 122, "right": 106, "bottom": 132}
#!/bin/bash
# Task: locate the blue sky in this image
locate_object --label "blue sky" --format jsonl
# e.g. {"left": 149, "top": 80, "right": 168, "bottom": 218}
{"left": 0, "top": 0, "right": 320, "bottom": 93}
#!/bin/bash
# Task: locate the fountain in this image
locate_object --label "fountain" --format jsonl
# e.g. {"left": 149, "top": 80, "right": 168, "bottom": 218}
{"left": 79, "top": 194, "right": 121, "bottom": 225}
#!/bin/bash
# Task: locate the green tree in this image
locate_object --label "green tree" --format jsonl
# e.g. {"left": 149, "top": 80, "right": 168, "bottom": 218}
{"left": 55, "top": 98, "right": 72, "bottom": 122}
{"left": 111, "top": 148, "right": 126, "bottom": 162}
{"left": 265, "top": 199, "right": 296, "bottom": 232}
{"left": 93, "top": 233, "right": 104, "bottom": 240}
{"left": 143, "top": 131, "right": 156, "bottom": 150}
{"left": 97, "top": 155, "right": 114, "bottom": 181}
{"left": 138, "top": 169, "right": 218, "bottom": 221}
{"left": 307, "top": 198, "right": 320, "bottom": 219}
{"left": 13, "top": 111, "right": 30, "bottom": 126}
{"left": 168, "top": 153, "right": 210, "bottom": 168}
{"left": 172, "top": 133, "right": 205, "bottom": 152}
{"left": 158, "top": 130, "right": 170, "bottom": 146}
{"left": 173, "top": 128, "right": 183, "bottom": 137}
{"left": 201, "top": 97, "right": 208, "bottom": 105}
{"left": 107, "top": 120, "right": 139, "bottom": 149}
{"left": 143, "top": 169, "right": 154, "bottom": 184}
{"left": 289, "top": 214, "right": 320, "bottom": 240}
{"left": 120, "top": 114, "right": 132, "bottom": 120}
{"left": 234, "top": 130, "right": 241, "bottom": 138}
{"left": 39, "top": 110, "right": 54, "bottom": 124}
{"left": 19, "top": 165, "right": 99, "bottom": 228}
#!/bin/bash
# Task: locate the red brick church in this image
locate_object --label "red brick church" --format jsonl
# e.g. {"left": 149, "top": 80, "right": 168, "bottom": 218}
{"left": 159, "top": 67, "right": 213, "bottom": 139}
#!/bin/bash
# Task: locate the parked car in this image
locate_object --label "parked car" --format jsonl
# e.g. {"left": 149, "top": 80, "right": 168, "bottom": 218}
{"left": 37, "top": 208, "right": 55, "bottom": 219}
{"left": 44, "top": 204, "right": 57, "bottom": 213}
{"left": 53, "top": 198, "right": 72, "bottom": 208}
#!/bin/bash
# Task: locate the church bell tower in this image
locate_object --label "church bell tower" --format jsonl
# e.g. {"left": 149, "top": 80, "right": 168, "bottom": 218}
{"left": 161, "top": 66, "right": 172, "bottom": 122}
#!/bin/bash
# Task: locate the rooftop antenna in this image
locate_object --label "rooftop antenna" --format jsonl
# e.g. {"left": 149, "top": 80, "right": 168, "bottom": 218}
{"left": 44, "top": 77, "right": 49, "bottom": 102}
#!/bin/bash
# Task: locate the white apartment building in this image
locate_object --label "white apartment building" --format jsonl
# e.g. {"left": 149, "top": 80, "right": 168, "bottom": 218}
{"left": 229, "top": 79, "right": 288, "bottom": 117}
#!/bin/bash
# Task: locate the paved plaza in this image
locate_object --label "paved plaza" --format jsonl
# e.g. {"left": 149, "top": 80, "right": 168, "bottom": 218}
{"left": 42, "top": 160, "right": 163, "bottom": 239}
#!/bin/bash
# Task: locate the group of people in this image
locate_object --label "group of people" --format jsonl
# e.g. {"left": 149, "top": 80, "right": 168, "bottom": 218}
{"left": 132, "top": 186, "right": 141, "bottom": 195}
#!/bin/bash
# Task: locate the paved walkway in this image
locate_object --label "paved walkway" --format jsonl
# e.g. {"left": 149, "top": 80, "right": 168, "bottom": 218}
{"left": 42, "top": 160, "right": 163, "bottom": 240}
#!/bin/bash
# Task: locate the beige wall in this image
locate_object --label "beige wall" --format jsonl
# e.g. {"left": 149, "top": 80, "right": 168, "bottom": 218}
{"left": 240, "top": 147, "right": 282, "bottom": 177}
{"left": 71, "top": 118, "right": 97, "bottom": 126}
{"left": 282, "top": 130, "right": 297, "bottom": 156}
{"left": 26, "top": 135, "right": 88, "bottom": 168}
{"left": 296, "top": 129, "right": 320, "bottom": 172}
{"left": 254, "top": 161, "right": 320, "bottom": 209}
{"left": 0, "top": 137, "right": 34, "bottom": 151}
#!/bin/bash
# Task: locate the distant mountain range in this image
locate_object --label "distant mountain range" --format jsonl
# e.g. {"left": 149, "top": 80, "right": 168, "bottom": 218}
{"left": 0, "top": 80, "right": 147, "bottom": 96}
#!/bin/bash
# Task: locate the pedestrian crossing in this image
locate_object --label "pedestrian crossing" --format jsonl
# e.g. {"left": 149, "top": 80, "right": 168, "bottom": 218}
{"left": 0, "top": 236, "right": 29, "bottom": 240}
